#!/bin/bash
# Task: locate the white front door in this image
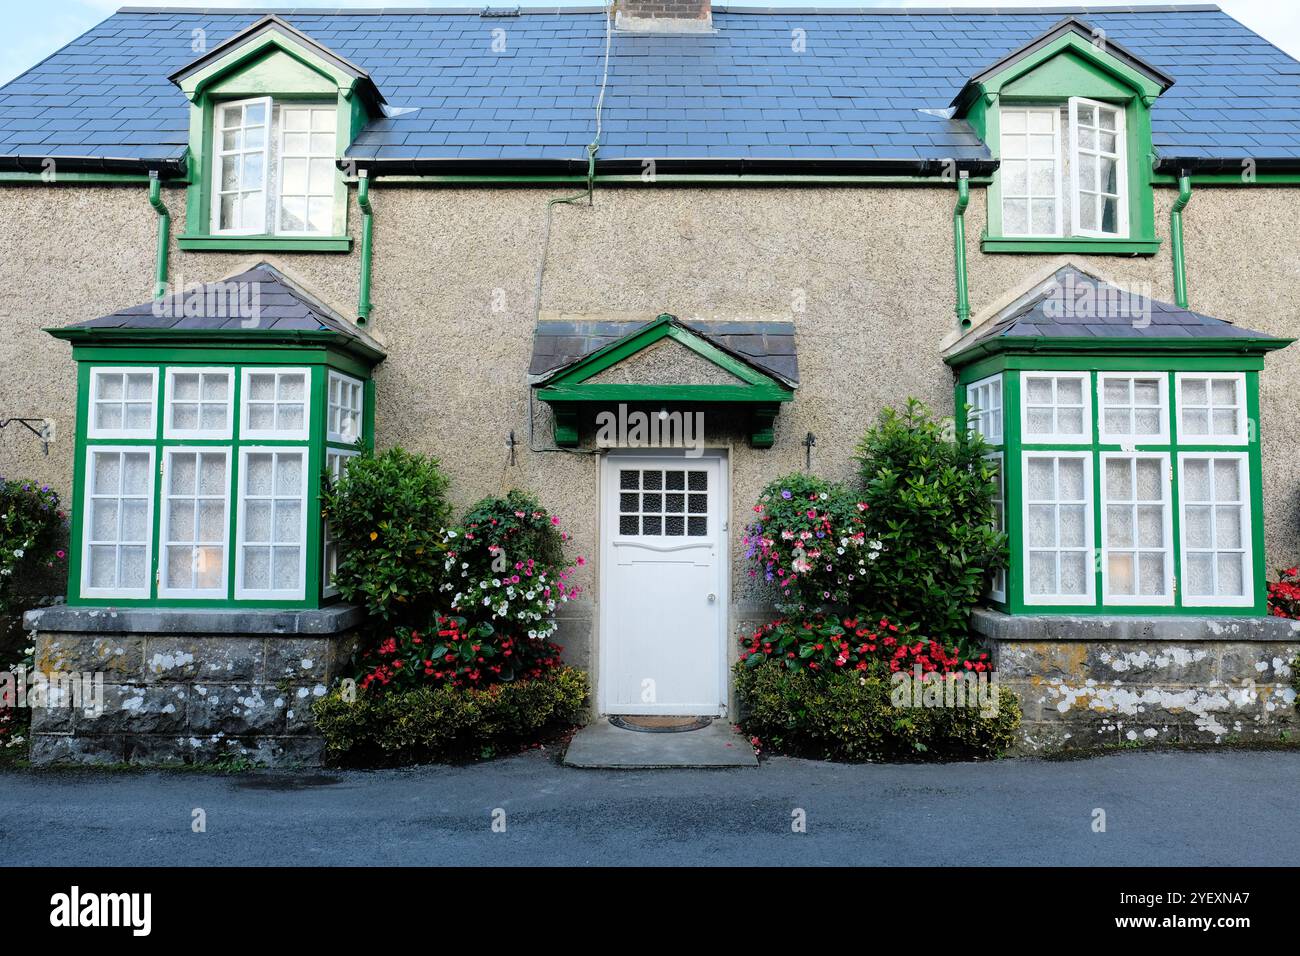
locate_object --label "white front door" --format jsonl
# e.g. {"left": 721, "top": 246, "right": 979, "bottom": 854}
{"left": 600, "top": 452, "right": 726, "bottom": 715}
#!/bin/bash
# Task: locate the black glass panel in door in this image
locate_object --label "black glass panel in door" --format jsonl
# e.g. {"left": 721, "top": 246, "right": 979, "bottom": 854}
{"left": 617, "top": 466, "right": 708, "bottom": 537}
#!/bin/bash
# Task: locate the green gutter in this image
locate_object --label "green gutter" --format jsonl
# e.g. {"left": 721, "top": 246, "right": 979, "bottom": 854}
{"left": 356, "top": 171, "right": 374, "bottom": 325}
{"left": 953, "top": 171, "right": 971, "bottom": 330}
{"left": 148, "top": 172, "right": 170, "bottom": 300}
{"left": 945, "top": 334, "right": 1293, "bottom": 369}
{"left": 1170, "top": 172, "right": 1192, "bottom": 309}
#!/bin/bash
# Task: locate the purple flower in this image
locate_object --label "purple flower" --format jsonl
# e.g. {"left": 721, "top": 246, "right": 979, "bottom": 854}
{"left": 780, "top": 490, "right": 792, "bottom": 500}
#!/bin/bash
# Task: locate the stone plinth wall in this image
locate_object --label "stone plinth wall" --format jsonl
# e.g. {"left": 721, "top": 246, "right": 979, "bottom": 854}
{"left": 24, "top": 606, "right": 362, "bottom": 767}
{"left": 974, "top": 611, "right": 1300, "bottom": 753}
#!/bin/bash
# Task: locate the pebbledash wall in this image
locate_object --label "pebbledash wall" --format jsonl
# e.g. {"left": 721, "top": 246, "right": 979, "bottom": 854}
{"left": 5, "top": 180, "right": 1300, "bottom": 759}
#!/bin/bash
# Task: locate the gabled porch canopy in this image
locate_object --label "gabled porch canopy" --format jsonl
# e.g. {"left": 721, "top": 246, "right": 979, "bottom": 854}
{"left": 530, "top": 313, "right": 797, "bottom": 448}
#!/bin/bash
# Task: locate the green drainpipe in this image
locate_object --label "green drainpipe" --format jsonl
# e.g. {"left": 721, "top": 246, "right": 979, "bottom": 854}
{"left": 953, "top": 171, "right": 971, "bottom": 330}
{"left": 357, "top": 171, "right": 374, "bottom": 324}
{"left": 1170, "top": 171, "right": 1192, "bottom": 309}
{"left": 147, "top": 172, "right": 169, "bottom": 299}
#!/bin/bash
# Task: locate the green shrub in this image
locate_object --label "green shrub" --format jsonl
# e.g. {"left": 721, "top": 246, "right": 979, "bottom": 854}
{"left": 0, "top": 478, "right": 66, "bottom": 619}
{"left": 854, "top": 399, "right": 1006, "bottom": 648}
{"left": 742, "top": 473, "right": 870, "bottom": 608}
{"left": 312, "top": 666, "right": 589, "bottom": 766}
{"left": 735, "top": 660, "right": 1020, "bottom": 762}
{"left": 320, "top": 447, "right": 452, "bottom": 623}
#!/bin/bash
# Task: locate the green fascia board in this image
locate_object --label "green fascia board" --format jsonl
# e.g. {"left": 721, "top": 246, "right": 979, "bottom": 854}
{"left": 956, "top": 31, "right": 1166, "bottom": 115}
{"left": 539, "top": 384, "right": 793, "bottom": 404}
{"left": 1151, "top": 171, "right": 1300, "bottom": 186}
{"left": 364, "top": 173, "right": 995, "bottom": 188}
{"left": 981, "top": 236, "right": 1161, "bottom": 255}
{"left": 946, "top": 335, "right": 1293, "bottom": 370}
{"left": 176, "top": 29, "right": 361, "bottom": 101}
{"left": 50, "top": 328, "right": 385, "bottom": 367}
{"left": 0, "top": 171, "right": 179, "bottom": 185}
{"left": 177, "top": 235, "right": 352, "bottom": 253}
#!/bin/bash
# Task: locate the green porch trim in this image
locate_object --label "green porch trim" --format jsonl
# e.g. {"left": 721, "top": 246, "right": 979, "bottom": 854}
{"left": 176, "top": 235, "right": 353, "bottom": 253}
{"left": 534, "top": 313, "right": 795, "bottom": 448}
{"left": 955, "top": 355, "right": 1277, "bottom": 617}
{"left": 359, "top": 172, "right": 996, "bottom": 188}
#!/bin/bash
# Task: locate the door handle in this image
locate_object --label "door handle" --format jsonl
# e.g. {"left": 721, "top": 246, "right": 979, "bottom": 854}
{"left": 707, "top": 593, "right": 717, "bottom": 603}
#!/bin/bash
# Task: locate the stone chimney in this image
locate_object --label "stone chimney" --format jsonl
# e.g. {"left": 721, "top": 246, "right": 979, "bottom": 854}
{"left": 615, "top": 0, "right": 713, "bottom": 33}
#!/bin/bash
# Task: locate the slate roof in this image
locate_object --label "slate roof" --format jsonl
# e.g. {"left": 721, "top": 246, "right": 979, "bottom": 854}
{"left": 529, "top": 316, "right": 799, "bottom": 386}
{"left": 3, "top": 5, "right": 1300, "bottom": 170}
{"left": 961, "top": 265, "right": 1285, "bottom": 345}
{"left": 50, "top": 263, "right": 385, "bottom": 359}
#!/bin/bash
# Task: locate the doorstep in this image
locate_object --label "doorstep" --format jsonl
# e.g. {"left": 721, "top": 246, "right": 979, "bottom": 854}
{"left": 563, "top": 719, "right": 758, "bottom": 769}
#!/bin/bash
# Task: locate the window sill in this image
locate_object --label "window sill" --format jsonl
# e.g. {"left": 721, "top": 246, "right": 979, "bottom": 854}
{"left": 178, "top": 234, "right": 352, "bottom": 253}
{"left": 981, "top": 235, "right": 1160, "bottom": 256}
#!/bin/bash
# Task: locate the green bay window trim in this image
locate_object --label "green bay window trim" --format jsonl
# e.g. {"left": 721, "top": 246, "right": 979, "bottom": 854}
{"left": 956, "top": 357, "right": 1279, "bottom": 616}
{"left": 55, "top": 345, "right": 374, "bottom": 610}
{"left": 955, "top": 19, "right": 1170, "bottom": 255}
{"left": 170, "top": 15, "right": 384, "bottom": 252}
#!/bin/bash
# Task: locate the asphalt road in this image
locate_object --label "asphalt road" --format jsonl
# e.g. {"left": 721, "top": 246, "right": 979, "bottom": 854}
{"left": 3, "top": 749, "right": 1298, "bottom": 866}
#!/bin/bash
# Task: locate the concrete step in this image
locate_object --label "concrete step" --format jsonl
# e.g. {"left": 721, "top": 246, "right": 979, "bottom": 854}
{"left": 563, "top": 718, "right": 758, "bottom": 769}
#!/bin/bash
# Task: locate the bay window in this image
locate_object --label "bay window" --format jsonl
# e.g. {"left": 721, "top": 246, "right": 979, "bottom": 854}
{"left": 212, "top": 97, "right": 338, "bottom": 238}
{"left": 966, "top": 365, "right": 1265, "bottom": 614}
{"left": 71, "top": 359, "right": 370, "bottom": 608}
{"left": 1178, "top": 453, "right": 1252, "bottom": 607}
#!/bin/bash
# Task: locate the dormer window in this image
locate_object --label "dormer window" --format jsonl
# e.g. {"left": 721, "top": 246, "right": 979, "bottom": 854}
{"left": 999, "top": 98, "right": 1127, "bottom": 239}
{"left": 171, "top": 15, "right": 386, "bottom": 253}
{"left": 213, "top": 98, "right": 339, "bottom": 236}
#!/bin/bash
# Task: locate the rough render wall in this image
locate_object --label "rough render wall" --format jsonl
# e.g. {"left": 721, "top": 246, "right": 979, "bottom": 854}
{"left": 2, "top": 182, "right": 1299, "bottom": 656}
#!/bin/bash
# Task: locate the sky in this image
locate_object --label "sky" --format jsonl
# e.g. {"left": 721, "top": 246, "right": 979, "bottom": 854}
{"left": 2, "top": 0, "right": 1299, "bottom": 88}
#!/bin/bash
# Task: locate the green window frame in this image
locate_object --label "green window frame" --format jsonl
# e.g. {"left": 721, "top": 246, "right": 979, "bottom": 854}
{"left": 958, "top": 360, "right": 1267, "bottom": 616}
{"left": 172, "top": 21, "right": 383, "bottom": 253}
{"left": 67, "top": 348, "right": 374, "bottom": 610}
{"left": 958, "top": 28, "right": 1165, "bottom": 255}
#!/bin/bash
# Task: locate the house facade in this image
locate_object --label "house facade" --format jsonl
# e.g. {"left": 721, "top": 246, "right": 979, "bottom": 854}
{"left": 3, "top": 2, "right": 1299, "bottom": 762}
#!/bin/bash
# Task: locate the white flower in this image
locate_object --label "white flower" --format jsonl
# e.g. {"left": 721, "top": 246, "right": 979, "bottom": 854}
{"left": 12, "top": 549, "right": 23, "bottom": 559}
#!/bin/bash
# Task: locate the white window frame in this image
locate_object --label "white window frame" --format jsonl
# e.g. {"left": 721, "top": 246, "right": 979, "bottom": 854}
{"left": 158, "top": 447, "right": 232, "bottom": 599}
{"left": 1068, "top": 97, "right": 1129, "bottom": 239}
{"left": 240, "top": 367, "right": 311, "bottom": 441}
{"left": 1019, "top": 371, "right": 1092, "bottom": 445}
{"left": 80, "top": 445, "right": 156, "bottom": 600}
{"left": 985, "top": 451, "right": 1007, "bottom": 604}
{"left": 1174, "top": 372, "right": 1249, "bottom": 446}
{"left": 234, "top": 446, "right": 309, "bottom": 602}
{"left": 326, "top": 370, "right": 365, "bottom": 445}
{"left": 1177, "top": 452, "right": 1254, "bottom": 608}
{"left": 999, "top": 105, "right": 1064, "bottom": 238}
{"left": 86, "top": 367, "right": 157, "bottom": 440}
{"left": 1097, "top": 371, "right": 1169, "bottom": 446}
{"left": 163, "top": 367, "right": 235, "bottom": 440}
{"left": 274, "top": 104, "right": 339, "bottom": 237}
{"left": 1099, "top": 452, "right": 1174, "bottom": 606}
{"left": 322, "top": 447, "right": 360, "bottom": 597}
{"left": 966, "top": 373, "right": 1004, "bottom": 444}
{"left": 211, "top": 96, "right": 272, "bottom": 236}
{"left": 1021, "top": 450, "right": 1095, "bottom": 606}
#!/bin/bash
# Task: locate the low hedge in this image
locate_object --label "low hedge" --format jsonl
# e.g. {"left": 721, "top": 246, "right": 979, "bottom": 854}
{"left": 312, "top": 666, "right": 589, "bottom": 766}
{"left": 735, "top": 661, "right": 1020, "bottom": 762}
